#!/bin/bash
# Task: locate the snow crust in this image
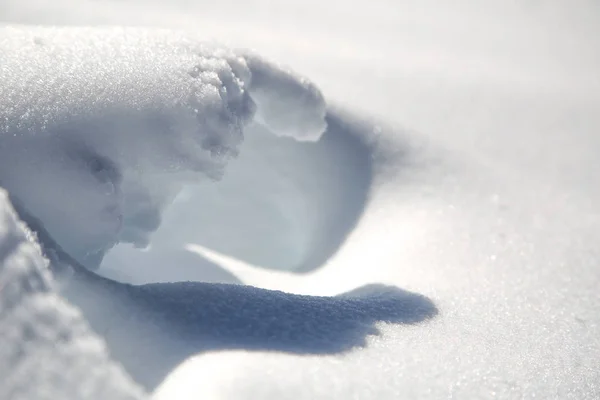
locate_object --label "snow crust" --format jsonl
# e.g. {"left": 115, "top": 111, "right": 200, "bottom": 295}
{"left": 0, "top": 25, "right": 327, "bottom": 267}
{"left": 0, "top": 190, "right": 146, "bottom": 400}
{"left": 243, "top": 53, "right": 327, "bottom": 141}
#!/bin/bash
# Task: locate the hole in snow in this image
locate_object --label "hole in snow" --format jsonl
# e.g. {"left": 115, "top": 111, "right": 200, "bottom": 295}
{"left": 101, "top": 110, "right": 372, "bottom": 281}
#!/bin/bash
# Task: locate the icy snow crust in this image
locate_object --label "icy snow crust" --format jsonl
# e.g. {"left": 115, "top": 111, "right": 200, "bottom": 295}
{"left": 0, "top": 25, "right": 327, "bottom": 267}
{"left": 0, "top": 190, "right": 146, "bottom": 400}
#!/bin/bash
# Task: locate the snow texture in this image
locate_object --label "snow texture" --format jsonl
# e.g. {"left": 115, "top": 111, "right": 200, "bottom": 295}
{"left": 0, "top": 189, "right": 147, "bottom": 400}
{"left": 2, "top": 1, "right": 600, "bottom": 399}
{"left": 243, "top": 52, "right": 327, "bottom": 141}
{"left": 61, "top": 268, "right": 436, "bottom": 390}
{"left": 102, "top": 111, "right": 373, "bottom": 278}
{"left": 0, "top": 25, "right": 327, "bottom": 267}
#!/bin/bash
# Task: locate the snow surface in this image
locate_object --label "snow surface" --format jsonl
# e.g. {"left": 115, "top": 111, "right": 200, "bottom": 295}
{"left": 2, "top": 1, "right": 600, "bottom": 399}
{"left": 0, "top": 25, "right": 327, "bottom": 267}
{"left": 0, "top": 190, "right": 146, "bottom": 400}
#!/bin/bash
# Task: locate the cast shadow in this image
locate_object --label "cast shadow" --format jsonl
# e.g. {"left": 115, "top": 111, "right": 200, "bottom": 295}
{"left": 65, "top": 274, "right": 437, "bottom": 391}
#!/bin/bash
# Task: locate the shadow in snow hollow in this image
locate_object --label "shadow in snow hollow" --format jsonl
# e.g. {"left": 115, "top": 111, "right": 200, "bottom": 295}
{"left": 64, "top": 274, "right": 437, "bottom": 391}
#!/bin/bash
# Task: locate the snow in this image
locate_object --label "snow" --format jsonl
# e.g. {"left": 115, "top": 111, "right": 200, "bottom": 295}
{"left": 60, "top": 271, "right": 436, "bottom": 390}
{"left": 243, "top": 52, "right": 327, "bottom": 141}
{"left": 0, "top": 25, "right": 327, "bottom": 266}
{"left": 2, "top": 1, "right": 600, "bottom": 399}
{"left": 102, "top": 110, "right": 373, "bottom": 279}
{"left": 0, "top": 190, "right": 146, "bottom": 400}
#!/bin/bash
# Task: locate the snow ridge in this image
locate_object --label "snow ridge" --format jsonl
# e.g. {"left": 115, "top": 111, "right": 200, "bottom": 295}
{"left": 0, "top": 190, "right": 147, "bottom": 400}
{"left": 0, "top": 25, "right": 327, "bottom": 266}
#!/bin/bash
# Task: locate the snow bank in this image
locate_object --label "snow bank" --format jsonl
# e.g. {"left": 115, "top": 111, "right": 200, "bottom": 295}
{"left": 0, "top": 189, "right": 146, "bottom": 400}
{"left": 0, "top": 25, "right": 327, "bottom": 268}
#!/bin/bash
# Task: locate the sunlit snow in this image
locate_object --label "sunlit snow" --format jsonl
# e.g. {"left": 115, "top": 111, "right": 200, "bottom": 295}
{"left": 1, "top": 1, "right": 600, "bottom": 399}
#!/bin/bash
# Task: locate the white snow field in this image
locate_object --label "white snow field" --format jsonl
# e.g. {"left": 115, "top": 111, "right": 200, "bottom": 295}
{"left": 2, "top": 1, "right": 600, "bottom": 399}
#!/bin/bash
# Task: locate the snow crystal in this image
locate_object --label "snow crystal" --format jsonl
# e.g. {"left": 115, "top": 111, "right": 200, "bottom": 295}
{"left": 0, "top": 189, "right": 147, "bottom": 400}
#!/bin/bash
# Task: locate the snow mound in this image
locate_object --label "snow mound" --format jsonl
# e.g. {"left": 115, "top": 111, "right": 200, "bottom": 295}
{"left": 0, "top": 25, "right": 327, "bottom": 268}
{"left": 0, "top": 190, "right": 146, "bottom": 400}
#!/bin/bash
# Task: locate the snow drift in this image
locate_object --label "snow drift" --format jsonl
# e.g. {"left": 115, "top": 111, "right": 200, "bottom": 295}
{"left": 3, "top": 1, "right": 600, "bottom": 399}
{"left": 0, "top": 189, "right": 147, "bottom": 400}
{"left": 0, "top": 25, "right": 327, "bottom": 270}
